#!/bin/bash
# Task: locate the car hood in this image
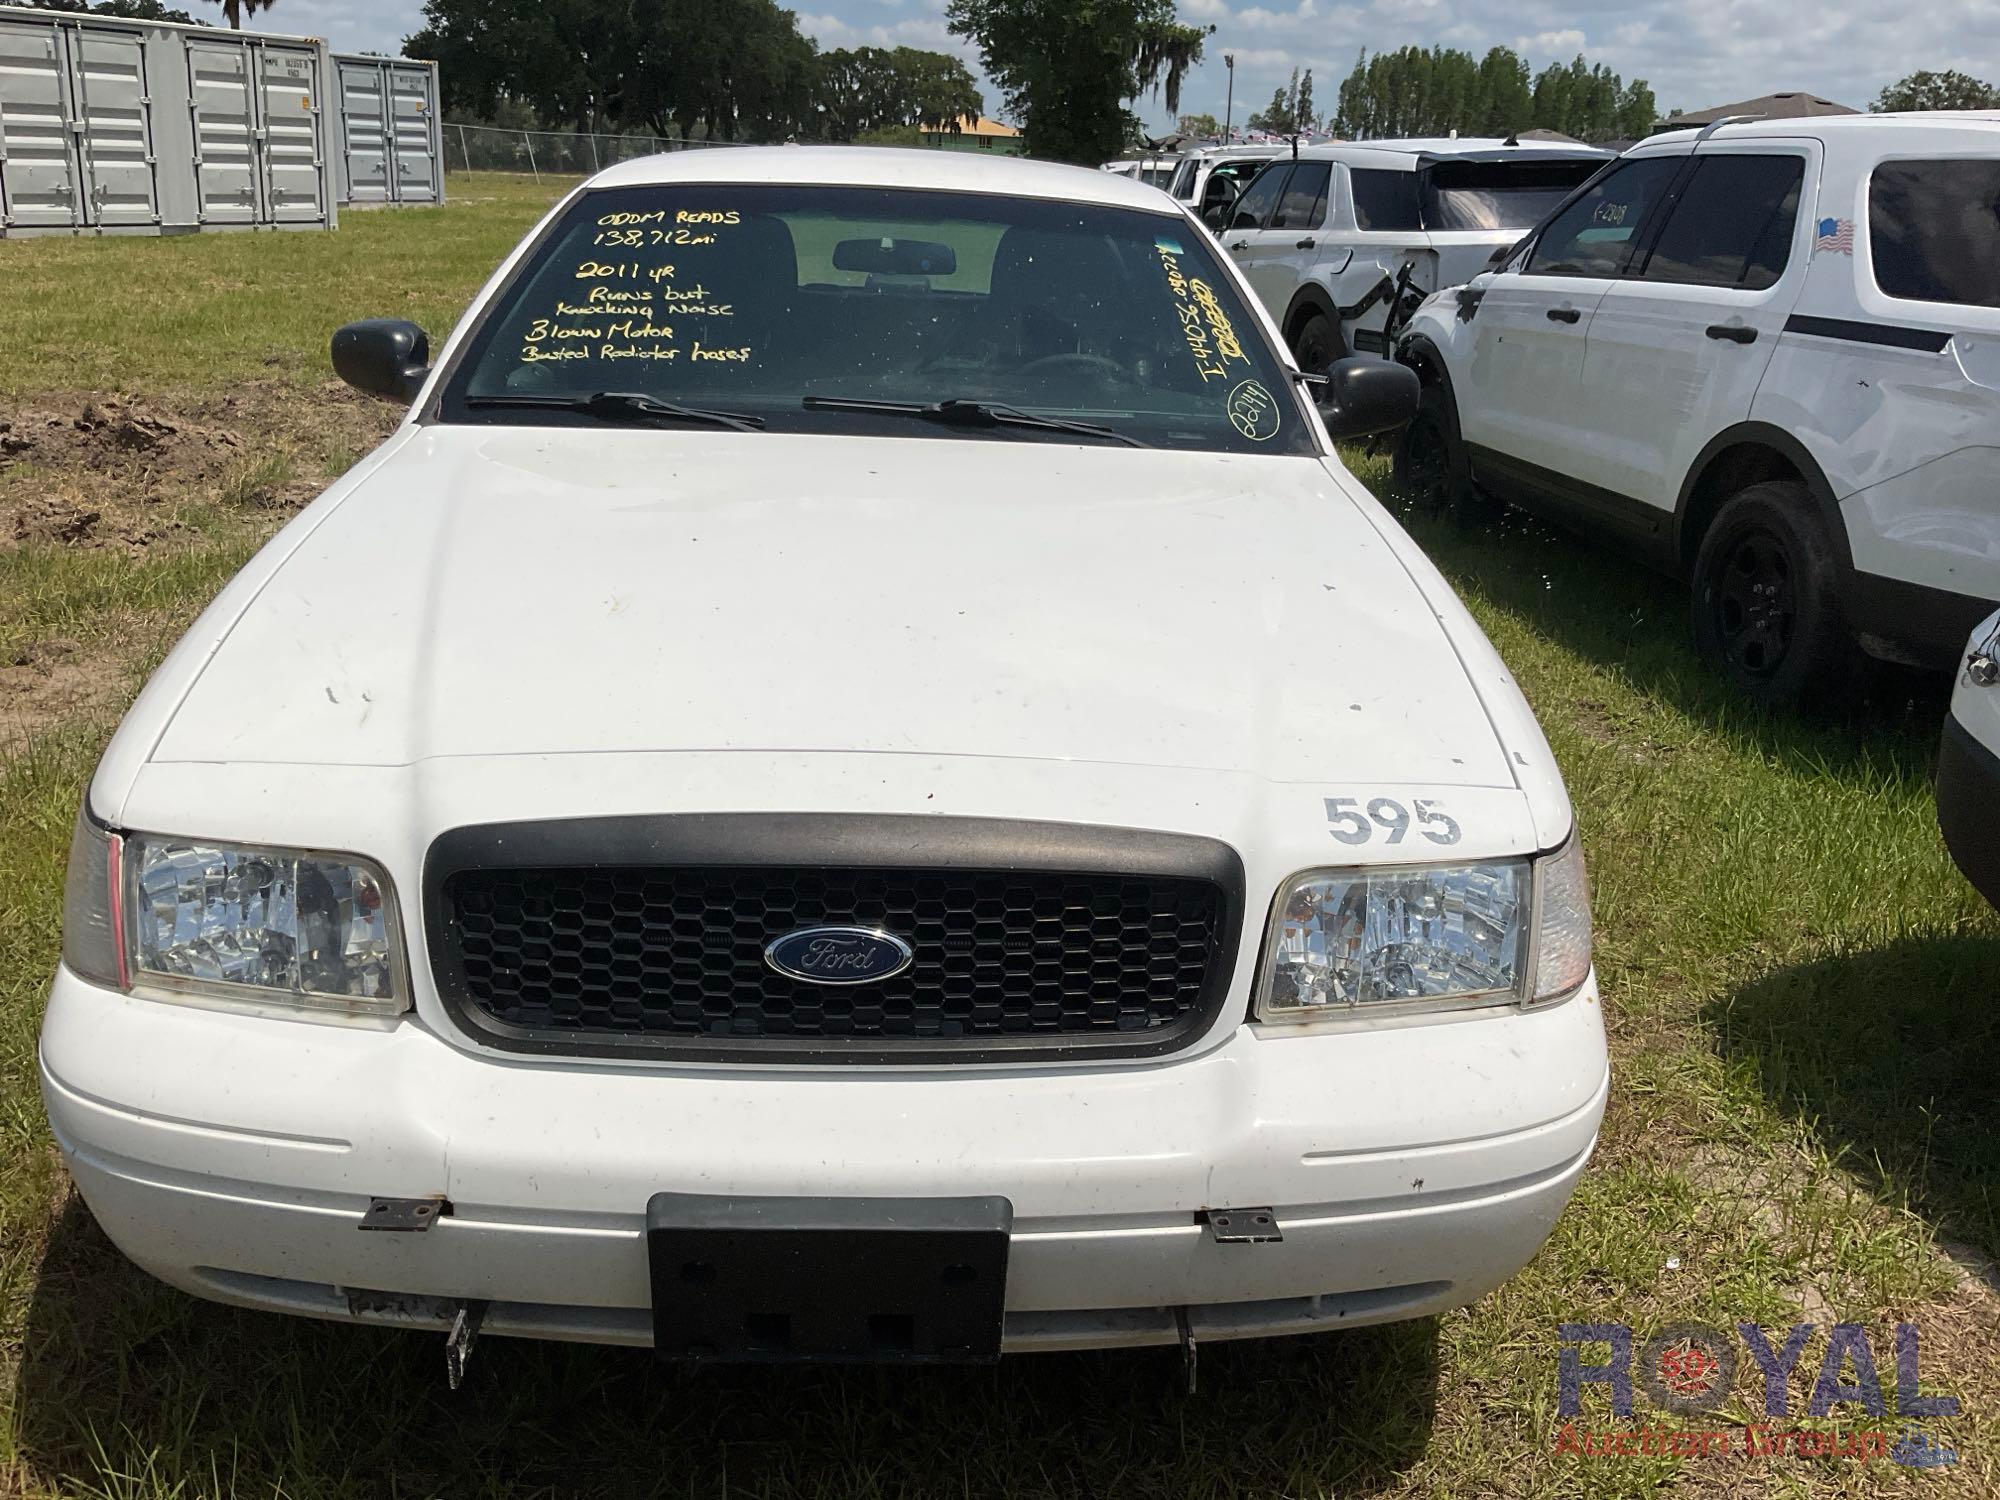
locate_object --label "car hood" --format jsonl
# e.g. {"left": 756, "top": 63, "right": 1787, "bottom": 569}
{"left": 150, "top": 426, "right": 1514, "bottom": 787}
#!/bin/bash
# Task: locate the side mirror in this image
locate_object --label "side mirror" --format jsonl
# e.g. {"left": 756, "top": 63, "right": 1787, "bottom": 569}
{"left": 1315, "top": 356, "right": 1421, "bottom": 440}
{"left": 332, "top": 319, "right": 431, "bottom": 402}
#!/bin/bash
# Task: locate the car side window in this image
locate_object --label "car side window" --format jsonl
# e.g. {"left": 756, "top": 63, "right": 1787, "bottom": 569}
{"left": 1350, "top": 169, "right": 1421, "bottom": 231}
{"left": 1271, "top": 163, "right": 1332, "bottom": 231}
{"left": 1638, "top": 155, "right": 1805, "bottom": 290}
{"left": 1227, "top": 165, "right": 1293, "bottom": 231}
{"left": 1527, "top": 156, "right": 1683, "bottom": 277}
{"left": 1871, "top": 159, "right": 2000, "bottom": 308}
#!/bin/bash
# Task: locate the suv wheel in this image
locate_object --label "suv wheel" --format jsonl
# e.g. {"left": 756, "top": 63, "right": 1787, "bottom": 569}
{"left": 1292, "top": 312, "right": 1347, "bottom": 374}
{"left": 1392, "top": 381, "right": 1480, "bottom": 521}
{"left": 1691, "top": 480, "right": 1856, "bottom": 708}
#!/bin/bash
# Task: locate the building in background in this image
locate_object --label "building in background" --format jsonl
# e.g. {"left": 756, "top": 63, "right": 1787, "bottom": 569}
{"left": 921, "top": 115, "right": 1023, "bottom": 154}
{"left": 1658, "top": 91, "right": 1859, "bottom": 131}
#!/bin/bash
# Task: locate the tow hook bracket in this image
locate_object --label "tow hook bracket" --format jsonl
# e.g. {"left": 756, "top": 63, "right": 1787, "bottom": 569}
{"left": 445, "top": 1299, "right": 486, "bottom": 1390}
{"left": 1203, "top": 1207, "right": 1282, "bottom": 1244}
{"left": 358, "top": 1196, "right": 449, "bottom": 1232}
{"left": 1175, "top": 1306, "right": 1197, "bottom": 1394}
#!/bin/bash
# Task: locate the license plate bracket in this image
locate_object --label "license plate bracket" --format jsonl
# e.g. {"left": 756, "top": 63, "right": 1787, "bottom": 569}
{"left": 646, "top": 1193, "right": 1012, "bottom": 1364}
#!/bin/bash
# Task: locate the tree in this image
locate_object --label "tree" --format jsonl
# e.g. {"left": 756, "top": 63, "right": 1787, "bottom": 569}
{"left": 1248, "top": 67, "right": 1313, "bottom": 134}
{"left": 813, "top": 46, "right": 982, "bottom": 140}
{"left": 1875, "top": 69, "right": 2000, "bottom": 111}
{"left": 208, "top": 0, "right": 274, "bottom": 27}
{"left": 1177, "top": 111, "right": 1219, "bottom": 138}
{"left": 1331, "top": 42, "right": 1655, "bottom": 141}
{"left": 408, "top": 0, "right": 820, "bottom": 141}
{"left": 946, "top": 0, "right": 1211, "bottom": 163}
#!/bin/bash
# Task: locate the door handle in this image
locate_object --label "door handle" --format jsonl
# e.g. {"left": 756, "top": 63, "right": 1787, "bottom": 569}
{"left": 1295, "top": 238, "right": 1316, "bottom": 250}
{"left": 1546, "top": 307, "right": 1582, "bottom": 324}
{"left": 1228, "top": 240, "right": 1248, "bottom": 251}
{"left": 1706, "top": 324, "right": 1758, "bottom": 344}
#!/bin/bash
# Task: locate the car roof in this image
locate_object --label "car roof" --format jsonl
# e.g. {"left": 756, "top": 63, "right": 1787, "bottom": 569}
{"left": 1187, "top": 144, "right": 1284, "bottom": 161}
{"left": 1291, "top": 137, "right": 1612, "bottom": 170}
{"left": 1641, "top": 110, "right": 2000, "bottom": 147}
{"left": 587, "top": 145, "right": 1183, "bottom": 213}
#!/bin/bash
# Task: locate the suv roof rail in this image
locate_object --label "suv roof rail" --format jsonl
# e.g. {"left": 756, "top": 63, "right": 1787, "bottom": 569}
{"left": 1691, "top": 113, "right": 1765, "bottom": 146}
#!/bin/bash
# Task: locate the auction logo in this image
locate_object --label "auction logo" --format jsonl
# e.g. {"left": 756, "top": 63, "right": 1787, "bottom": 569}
{"left": 1556, "top": 1322, "right": 1960, "bottom": 1468}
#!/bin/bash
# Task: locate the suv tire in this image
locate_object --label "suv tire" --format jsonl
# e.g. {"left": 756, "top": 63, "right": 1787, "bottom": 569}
{"left": 1392, "top": 381, "right": 1483, "bottom": 522}
{"left": 1691, "top": 480, "right": 1857, "bottom": 708}
{"left": 1292, "top": 312, "right": 1348, "bottom": 374}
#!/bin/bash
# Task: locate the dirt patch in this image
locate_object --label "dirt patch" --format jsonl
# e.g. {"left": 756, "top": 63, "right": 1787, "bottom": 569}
{"left": 0, "top": 637, "right": 127, "bottom": 748}
{"left": 0, "top": 382, "right": 402, "bottom": 555}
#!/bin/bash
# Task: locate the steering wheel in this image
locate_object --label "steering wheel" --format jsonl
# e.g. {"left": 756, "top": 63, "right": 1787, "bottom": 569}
{"left": 1017, "top": 352, "right": 1130, "bottom": 382}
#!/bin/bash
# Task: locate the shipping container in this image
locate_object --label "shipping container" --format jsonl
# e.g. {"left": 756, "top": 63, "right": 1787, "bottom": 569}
{"left": 0, "top": 3, "right": 335, "bottom": 236}
{"left": 332, "top": 54, "right": 442, "bottom": 206}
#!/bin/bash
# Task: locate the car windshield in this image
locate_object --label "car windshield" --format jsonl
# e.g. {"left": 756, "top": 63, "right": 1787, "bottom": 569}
{"left": 1421, "top": 158, "right": 1606, "bottom": 231}
{"left": 437, "top": 183, "right": 1314, "bottom": 456}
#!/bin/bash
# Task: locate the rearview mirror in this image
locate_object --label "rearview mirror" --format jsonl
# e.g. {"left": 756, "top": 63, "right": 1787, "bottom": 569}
{"left": 1315, "top": 356, "right": 1420, "bottom": 440}
{"left": 832, "top": 237, "right": 957, "bottom": 277}
{"left": 331, "top": 319, "right": 431, "bottom": 402}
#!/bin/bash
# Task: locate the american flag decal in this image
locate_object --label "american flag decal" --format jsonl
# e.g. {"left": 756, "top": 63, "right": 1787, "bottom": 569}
{"left": 1815, "top": 217, "right": 1855, "bottom": 255}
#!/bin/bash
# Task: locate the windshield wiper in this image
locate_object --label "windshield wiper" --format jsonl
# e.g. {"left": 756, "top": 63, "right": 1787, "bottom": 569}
{"left": 802, "top": 396, "right": 1147, "bottom": 448}
{"left": 462, "top": 391, "right": 764, "bottom": 433}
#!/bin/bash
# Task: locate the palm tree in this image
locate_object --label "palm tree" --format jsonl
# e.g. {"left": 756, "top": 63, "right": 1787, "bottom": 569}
{"left": 216, "top": 0, "right": 276, "bottom": 29}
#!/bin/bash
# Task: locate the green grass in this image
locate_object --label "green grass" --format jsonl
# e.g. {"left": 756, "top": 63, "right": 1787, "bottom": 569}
{"left": 3, "top": 182, "right": 1998, "bottom": 1497}
{"left": 0, "top": 173, "right": 575, "bottom": 394}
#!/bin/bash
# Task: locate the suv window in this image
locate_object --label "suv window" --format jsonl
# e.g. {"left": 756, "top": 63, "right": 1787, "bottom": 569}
{"left": 1350, "top": 169, "right": 1420, "bottom": 231}
{"left": 1871, "top": 159, "right": 2000, "bottom": 308}
{"left": 1421, "top": 158, "right": 1605, "bottom": 231}
{"left": 1227, "top": 165, "right": 1292, "bottom": 231}
{"left": 1528, "top": 156, "right": 1682, "bottom": 277}
{"left": 1271, "top": 163, "right": 1331, "bottom": 230}
{"left": 1639, "top": 155, "right": 1804, "bottom": 290}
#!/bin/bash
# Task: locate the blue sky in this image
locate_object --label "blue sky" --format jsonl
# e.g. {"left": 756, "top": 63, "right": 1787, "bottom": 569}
{"left": 250, "top": 0, "right": 1999, "bottom": 132}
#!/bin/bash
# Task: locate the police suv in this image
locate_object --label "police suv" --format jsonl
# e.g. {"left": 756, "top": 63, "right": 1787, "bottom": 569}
{"left": 1396, "top": 114, "right": 2000, "bottom": 704}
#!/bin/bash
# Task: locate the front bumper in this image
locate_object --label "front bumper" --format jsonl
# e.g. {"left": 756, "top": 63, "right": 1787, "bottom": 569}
{"left": 1939, "top": 711, "right": 2000, "bottom": 908}
{"left": 42, "top": 965, "right": 1608, "bottom": 1353}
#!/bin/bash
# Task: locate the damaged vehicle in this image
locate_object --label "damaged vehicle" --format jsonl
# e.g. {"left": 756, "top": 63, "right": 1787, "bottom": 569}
{"left": 44, "top": 147, "right": 1607, "bottom": 1376}
{"left": 1219, "top": 137, "right": 1609, "bottom": 369}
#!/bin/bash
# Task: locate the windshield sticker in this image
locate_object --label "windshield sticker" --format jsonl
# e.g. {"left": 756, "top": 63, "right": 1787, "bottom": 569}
{"left": 1155, "top": 236, "right": 1185, "bottom": 256}
{"left": 1226, "top": 379, "right": 1281, "bottom": 442}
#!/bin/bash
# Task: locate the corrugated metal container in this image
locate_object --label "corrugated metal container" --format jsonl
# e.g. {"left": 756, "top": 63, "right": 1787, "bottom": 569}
{"left": 332, "top": 54, "right": 442, "bottom": 205}
{"left": 0, "top": 3, "right": 335, "bottom": 236}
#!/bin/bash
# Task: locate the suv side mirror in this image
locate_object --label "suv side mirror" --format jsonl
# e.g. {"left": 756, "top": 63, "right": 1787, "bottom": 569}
{"left": 332, "top": 319, "right": 431, "bottom": 402}
{"left": 1315, "top": 356, "right": 1420, "bottom": 440}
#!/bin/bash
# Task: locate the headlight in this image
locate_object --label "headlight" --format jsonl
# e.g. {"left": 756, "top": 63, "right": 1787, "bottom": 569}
{"left": 58, "top": 806, "right": 409, "bottom": 1018}
{"left": 127, "top": 835, "right": 407, "bottom": 1015}
{"left": 1255, "top": 837, "right": 1591, "bottom": 1021}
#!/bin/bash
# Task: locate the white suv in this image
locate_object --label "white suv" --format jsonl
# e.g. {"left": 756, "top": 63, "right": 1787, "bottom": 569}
{"left": 1220, "top": 139, "right": 1609, "bottom": 370}
{"left": 1397, "top": 114, "right": 2000, "bottom": 704}
{"left": 1168, "top": 143, "right": 1286, "bottom": 226}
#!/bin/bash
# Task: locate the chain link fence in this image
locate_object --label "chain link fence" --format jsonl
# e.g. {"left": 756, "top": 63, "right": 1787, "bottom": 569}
{"left": 444, "top": 121, "right": 760, "bottom": 179}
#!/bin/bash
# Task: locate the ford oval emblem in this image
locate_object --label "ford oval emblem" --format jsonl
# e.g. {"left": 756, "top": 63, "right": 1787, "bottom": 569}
{"left": 764, "top": 926, "right": 914, "bottom": 985}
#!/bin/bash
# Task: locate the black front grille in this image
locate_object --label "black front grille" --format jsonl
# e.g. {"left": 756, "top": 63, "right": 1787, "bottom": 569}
{"left": 425, "top": 816, "right": 1244, "bottom": 1064}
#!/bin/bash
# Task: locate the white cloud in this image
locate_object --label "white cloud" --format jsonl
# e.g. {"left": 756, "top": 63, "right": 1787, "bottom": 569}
{"left": 1513, "top": 28, "right": 1587, "bottom": 55}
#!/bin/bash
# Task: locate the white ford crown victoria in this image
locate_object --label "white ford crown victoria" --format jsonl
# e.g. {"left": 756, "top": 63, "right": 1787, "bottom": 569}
{"left": 43, "top": 149, "right": 1606, "bottom": 1374}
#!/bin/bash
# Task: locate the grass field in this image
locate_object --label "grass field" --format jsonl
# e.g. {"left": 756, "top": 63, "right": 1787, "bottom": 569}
{"left": 3, "top": 172, "right": 1998, "bottom": 1498}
